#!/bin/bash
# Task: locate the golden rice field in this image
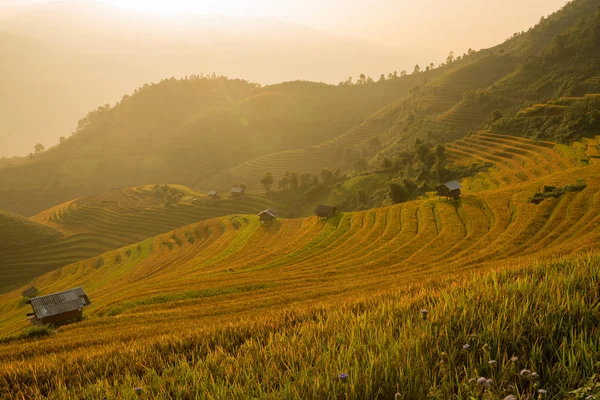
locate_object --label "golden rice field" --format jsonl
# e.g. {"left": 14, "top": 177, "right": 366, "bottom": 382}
{"left": 0, "top": 185, "right": 283, "bottom": 293}
{"left": 2, "top": 252, "right": 600, "bottom": 399}
{"left": 445, "top": 131, "right": 586, "bottom": 192}
{"left": 1, "top": 131, "right": 599, "bottom": 398}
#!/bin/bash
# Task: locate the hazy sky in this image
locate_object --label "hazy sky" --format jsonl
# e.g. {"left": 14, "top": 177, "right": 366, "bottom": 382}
{"left": 2, "top": 0, "right": 569, "bottom": 55}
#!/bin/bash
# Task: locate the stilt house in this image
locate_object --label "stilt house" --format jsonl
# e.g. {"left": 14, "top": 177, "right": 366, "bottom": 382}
{"left": 207, "top": 191, "right": 221, "bottom": 200}
{"left": 26, "top": 287, "right": 91, "bottom": 326}
{"left": 230, "top": 187, "right": 245, "bottom": 198}
{"left": 258, "top": 209, "right": 278, "bottom": 224}
{"left": 436, "top": 181, "right": 462, "bottom": 200}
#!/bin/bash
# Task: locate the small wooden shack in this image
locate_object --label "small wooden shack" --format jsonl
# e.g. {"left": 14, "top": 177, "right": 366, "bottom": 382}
{"left": 437, "top": 180, "right": 462, "bottom": 200}
{"left": 22, "top": 286, "right": 39, "bottom": 298}
{"left": 26, "top": 287, "right": 91, "bottom": 326}
{"left": 314, "top": 205, "right": 338, "bottom": 220}
{"left": 207, "top": 191, "right": 221, "bottom": 200}
{"left": 230, "top": 187, "right": 245, "bottom": 198}
{"left": 258, "top": 209, "right": 278, "bottom": 224}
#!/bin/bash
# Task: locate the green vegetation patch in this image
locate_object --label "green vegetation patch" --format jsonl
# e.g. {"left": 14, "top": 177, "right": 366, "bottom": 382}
{"left": 0, "top": 325, "right": 55, "bottom": 345}
{"left": 530, "top": 180, "right": 587, "bottom": 204}
{"left": 107, "top": 282, "right": 277, "bottom": 316}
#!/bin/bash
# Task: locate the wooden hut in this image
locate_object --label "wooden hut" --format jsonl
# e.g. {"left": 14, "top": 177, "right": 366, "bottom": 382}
{"left": 258, "top": 209, "right": 278, "bottom": 224}
{"left": 314, "top": 205, "right": 338, "bottom": 220}
{"left": 22, "top": 286, "right": 39, "bottom": 298}
{"left": 26, "top": 287, "right": 91, "bottom": 326}
{"left": 207, "top": 191, "right": 221, "bottom": 200}
{"left": 436, "top": 181, "right": 462, "bottom": 200}
{"left": 230, "top": 187, "right": 245, "bottom": 198}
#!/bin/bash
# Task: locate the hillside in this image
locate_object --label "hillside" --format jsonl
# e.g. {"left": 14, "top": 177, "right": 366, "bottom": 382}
{"left": 0, "top": 185, "right": 284, "bottom": 293}
{"left": 0, "top": 209, "right": 62, "bottom": 248}
{"left": 0, "top": 132, "right": 599, "bottom": 397}
{"left": 2, "top": 1, "right": 598, "bottom": 216}
{"left": 2, "top": 2, "right": 600, "bottom": 398}
{"left": 1, "top": 133, "right": 598, "bottom": 335}
{"left": 0, "top": 0, "right": 417, "bottom": 158}
{"left": 197, "top": 0, "right": 600, "bottom": 192}
{"left": 0, "top": 74, "right": 434, "bottom": 216}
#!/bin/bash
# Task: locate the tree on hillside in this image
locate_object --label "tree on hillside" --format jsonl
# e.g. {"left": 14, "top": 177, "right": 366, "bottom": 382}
{"left": 59, "top": 136, "right": 66, "bottom": 144}
{"left": 278, "top": 175, "right": 290, "bottom": 191}
{"left": 260, "top": 172, "right": 274, "bottom": 192}
{"left": 288, "top": 172, "right": 299, "bottom": 189}
{"left": 338, "top": 77, "right": 353, "bottom": 86}
{"left": 435, "top": 144, "right": 446, "bottom": 158}
{"left": 400, "top": 70, "right": 407, "bottom": 77}
{"left": 490, "top": 109, "right": 504, "bottom": 122}
{"left": 353, "top": 158, "right": 368, "bottom": 172}
{"left": 430, "top": 63, "right": 435, "bottom": 70}
{"left": 34, "top": 143, "right": 45, "bottom": 154}
{"left": 382, "top": 157, "right": 393, "bottom": 169}
{"left": 389, "top": 182, "right": 409, "bottom": 204}
{"left": 446, "top": 51, "right": 455, "bottom": 64}
{"left": 320, "top": 168, "right": 334, "bottom": 185}
{"left": 413, "top": 65, "right": 421, "bottom": 74}
{"left": 357, "top": 74, "right": 367, "bottom": 84}
{"left": 379, "top": 74, "right": 386, "bottom": 82}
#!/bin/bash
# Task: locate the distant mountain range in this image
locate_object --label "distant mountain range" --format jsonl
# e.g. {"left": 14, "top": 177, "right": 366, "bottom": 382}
{"left": 0, "top": 0, "right": 413, "bottom": 157}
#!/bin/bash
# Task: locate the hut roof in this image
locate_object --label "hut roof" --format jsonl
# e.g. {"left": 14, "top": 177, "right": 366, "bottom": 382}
{"left": 258, "top": 209, "right": 278, "bottom": 218}
{"left": 314, "top": 205, "right": 337, "bottom": 214}
{"left": 28, "top": 287, "right": 91, "bottom": 318}
{"left": 231, "top": 187, "right": 245, "bottom": 193}
{"left": 207, "top": 191, "right": 220, "bottom": 196}
{"left": 441, "top": 181, "right": 462, "bottom": 191}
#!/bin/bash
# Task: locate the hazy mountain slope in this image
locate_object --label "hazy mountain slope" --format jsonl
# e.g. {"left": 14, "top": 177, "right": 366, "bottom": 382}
{"left": 212, "top": 0, "right": 600, "bottom": 191}
{"left": 0, "top": 0, "right": 412, "bottom": 158}
{"left": 0, "top": 75, "right": 428, "bottom": 215}
{"left": 375, "top": 0, "right": 600, "bottom": 158}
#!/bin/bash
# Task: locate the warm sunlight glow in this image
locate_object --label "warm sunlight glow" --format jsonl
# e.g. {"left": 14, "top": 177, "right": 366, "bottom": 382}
{"left": 99, "top": 0, "right": 271, "bottom": 17}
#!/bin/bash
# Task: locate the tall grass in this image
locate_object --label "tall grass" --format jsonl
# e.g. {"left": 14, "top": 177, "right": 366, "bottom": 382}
{"left": 2, "top": 252, "right": 599, "bottom": 399}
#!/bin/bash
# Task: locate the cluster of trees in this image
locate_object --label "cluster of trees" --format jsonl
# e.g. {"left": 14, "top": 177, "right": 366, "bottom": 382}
{"left": 384, "top": 140, "right": 451, "bottom": 204}
{"left": 261, "top": 169, "right": 344, "bottom": 194}
{"left": 258, "top": 140, "right": 459, "bottom": 213}
{"left": 338, "top": 49, "right": 478, "bottom": 87}
{"left": 260, "top": 169, "right": 346, "bottom": 216}
{"left": 492, "top": 95, "right": 600, "bottom": 142}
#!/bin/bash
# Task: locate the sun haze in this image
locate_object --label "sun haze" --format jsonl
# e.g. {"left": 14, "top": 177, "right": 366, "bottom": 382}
{"left": 2, "top": 0, "right": 600, "bottom": 397}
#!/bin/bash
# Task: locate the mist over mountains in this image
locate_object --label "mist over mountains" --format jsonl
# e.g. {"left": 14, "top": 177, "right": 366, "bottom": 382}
{"left": 0, "top": 0, "right": 413, "bottom": 157}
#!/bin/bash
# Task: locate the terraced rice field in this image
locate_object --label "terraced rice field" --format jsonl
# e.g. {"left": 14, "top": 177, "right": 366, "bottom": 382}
{"left": 1, "top": 131, "right": 599, "bottom": 345}
{"left": 1, "top": 131, "right": 600, "bottom": 399}
{"left": 204, "top": 119, "right": 387, "bottom": 190}
{"left": 0, "top": 186, "right": 283, "bottom": 293}
{"left": 445, "top": 131, "right": 582, "bottom": 192}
